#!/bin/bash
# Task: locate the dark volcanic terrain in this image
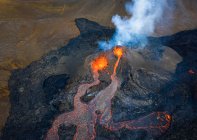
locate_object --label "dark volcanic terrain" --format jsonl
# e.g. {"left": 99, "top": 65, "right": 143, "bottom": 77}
{"left": 1, "top": 19, "right": 197, "bottom": 140}
{"left": 1, "top": 0, "right": 197, "bottom": 136}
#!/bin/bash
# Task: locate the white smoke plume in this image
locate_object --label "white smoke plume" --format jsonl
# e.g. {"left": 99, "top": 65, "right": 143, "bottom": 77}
{"left": 99, "top": 0, "right": 169, "bottom": 50}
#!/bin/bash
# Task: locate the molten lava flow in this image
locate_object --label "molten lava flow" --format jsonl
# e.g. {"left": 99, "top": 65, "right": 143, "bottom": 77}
{"left": 102, "top": 112, "right": 171, "bottom": 133}
{"left": 88, "top": 46, "right": 123, "bottom": 130}
{"left": 112, "top": 46, "right": 123, "bottom": 76}
{"left": 45, "top": 46, "right": 171, "bottom": 140}
{"left": 45, "top": 55, "right": 108, "bottom": 140}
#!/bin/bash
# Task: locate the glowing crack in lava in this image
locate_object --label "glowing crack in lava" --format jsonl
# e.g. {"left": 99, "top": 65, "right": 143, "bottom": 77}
{"left": 45, "top": 47, "right": 171, "bottom": 140}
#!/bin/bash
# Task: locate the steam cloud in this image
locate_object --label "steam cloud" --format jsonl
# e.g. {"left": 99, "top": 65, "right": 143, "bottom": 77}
{"left": 99, "top": 0, "right": 169, "bottom": 50}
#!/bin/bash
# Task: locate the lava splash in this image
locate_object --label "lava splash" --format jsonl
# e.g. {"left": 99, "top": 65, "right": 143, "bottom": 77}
{"left": 45, "top": 47, "right": 171, "bottom": 140}
{"left": 91, "top": 55, "right": 108, "bottom": 72}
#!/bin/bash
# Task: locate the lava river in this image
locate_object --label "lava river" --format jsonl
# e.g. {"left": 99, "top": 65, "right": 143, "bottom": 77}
{"left": 45, "top": 46, "right": 171, "bottom": 140}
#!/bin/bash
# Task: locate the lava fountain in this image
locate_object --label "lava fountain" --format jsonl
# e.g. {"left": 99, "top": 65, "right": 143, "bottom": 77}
{"left": 45, "top": 47, "right": 171, "bottom": 140}
{"left": 91, "top": 55, "right": 108, "bottom": 79}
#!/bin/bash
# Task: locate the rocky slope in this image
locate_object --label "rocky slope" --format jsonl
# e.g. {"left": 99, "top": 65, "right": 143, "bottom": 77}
{"left": 1, "top": 18, "right": 197, "bottom": 140}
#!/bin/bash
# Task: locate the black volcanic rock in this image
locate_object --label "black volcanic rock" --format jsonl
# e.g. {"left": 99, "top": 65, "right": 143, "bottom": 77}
{"left": 43, "top": 74, "right": 69, "bottom": 103}
{"left": 2, "top": 18, "right": 197, "bottom": 140}
{"left": 75, "top": 18, "right": 110, "bottom": 34}
{"left": 58, "top": 124, "right": 76, "bottom": 140}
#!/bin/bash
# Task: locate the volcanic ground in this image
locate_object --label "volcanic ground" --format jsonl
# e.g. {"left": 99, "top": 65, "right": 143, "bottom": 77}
{"left": 1, "top": 18, "right": 197, "bottom": 140}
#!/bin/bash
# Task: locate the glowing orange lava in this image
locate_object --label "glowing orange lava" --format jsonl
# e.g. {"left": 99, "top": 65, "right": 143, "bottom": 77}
{"left": 113, "top": 46, "right": 123, "bottom": 58}
{"left": 165, "top": 114, "right": 171, "bottom": 121}
{"left": 112, "top": 46, "right": 123, "bottom": 76}
{"left": 91, "top": 55, "right": 108, "bottom": 72}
